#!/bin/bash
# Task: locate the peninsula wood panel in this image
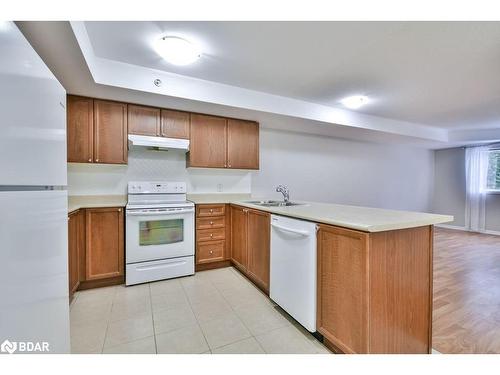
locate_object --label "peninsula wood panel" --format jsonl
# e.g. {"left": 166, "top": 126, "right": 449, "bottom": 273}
{"left": 227, "top": 119, "right": 259, "bottom": 169}
{"left": 317, "top": 224, "right": 369, "bottom": 354}
{"left": 85, "top": 207, "right": 124, "bottom": 280}
{"left": 230, "top": 205, "right": 248, "bottom": 271}
{"left": 246, "top": 209, "right": 270, "bottom": 292}
{"left": 369, "top": 226, "right": 432, "bottom": 354}
{"left": 161, "top": 109, "right": 190, "bottom": 139}
{"left": 93, "top": 100, "right": 128, "bottom": 164}
{"left": 188, "top": 114, "right": 227, "bottom": 168}
{"left": 128, "top": 104, "right": 160, "bottom": 136}
{"left": 67, "top": 95, "right": 93, "bottom": 163}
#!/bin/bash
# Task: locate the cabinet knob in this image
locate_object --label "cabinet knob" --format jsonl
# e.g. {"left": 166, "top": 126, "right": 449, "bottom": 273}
{"left": 96, "top": 159, "right": 99, "bottom": 162}
{"left": 118, "top": 208, "right": 121, "bottom": 212}
{"left": 210, "top": 233, "right": 213, "bottom": 238}
{"left": 209, "top": 250, "right": 213, "bottom": 254}
{"left": 228, "top": 163, "right": 231, "bottom": 168}
{"left": 210, "top": 221, "right": 213, "bottom": 225}
{"left": 88, "top": 158, "right": 92, "bottom": 162}
{"left": 210, "top": 209, "right": 213, "bottom": 213}
{"left": 224, "top": 163, "right": 227, "bottom": 168}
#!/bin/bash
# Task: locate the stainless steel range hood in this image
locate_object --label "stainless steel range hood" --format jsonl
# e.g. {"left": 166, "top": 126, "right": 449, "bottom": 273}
{"left": 128, "top": 134, "right": 189, "bottom": 152}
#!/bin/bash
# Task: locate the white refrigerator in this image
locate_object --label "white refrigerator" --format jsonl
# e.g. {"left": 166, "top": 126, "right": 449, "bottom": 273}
{"left": 0, "top": 22, "right": 70, "bottom": 353}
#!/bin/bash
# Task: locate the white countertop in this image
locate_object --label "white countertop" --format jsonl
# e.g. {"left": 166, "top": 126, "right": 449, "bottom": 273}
{"left": 68, "top": 195, "right": 127, "bottom": 213}
{"left": 231, "top": 200, "right": 453, "bottom": 233}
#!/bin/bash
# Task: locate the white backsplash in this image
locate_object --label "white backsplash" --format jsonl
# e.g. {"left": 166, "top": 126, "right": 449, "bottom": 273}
{"left": 68, "top": 148, "right": 252, "bottom": 196}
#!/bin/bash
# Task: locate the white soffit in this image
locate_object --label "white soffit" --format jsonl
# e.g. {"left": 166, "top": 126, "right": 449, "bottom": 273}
{"left": 69, "top": 21, "right": 451, "bottom": 144}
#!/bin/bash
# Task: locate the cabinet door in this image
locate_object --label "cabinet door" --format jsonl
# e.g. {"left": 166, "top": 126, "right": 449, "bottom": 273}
{"left": 247, "top": 209, "right": 270, "bottom": 292}
{"left": 85, "top": 207, "right": 124, "bottom": 280}
{"left": 68, "top": 211, "right": 80, "bottom": 300}
{"left": 230, "top": 205, "right": 248, "bottom": 271}
{"left": 188, "top": 114, "right": 227, "bottom": 168}
{"left": 94, "top": 100, "right": 128, "bottom": 164}
{"left": 128, "top": 104, "right": 160, "bottom": 136}
{"left": 161, "top": 109, "right": 190, "bottom": 139}
{"left": 67, "top": 95, "right": 93, "bottom": 163}
{"left": 317, "top": 225, "right": 369, "bottom": 354}
{"left": 227, "top": 119, "right": 259, "bottom": 169}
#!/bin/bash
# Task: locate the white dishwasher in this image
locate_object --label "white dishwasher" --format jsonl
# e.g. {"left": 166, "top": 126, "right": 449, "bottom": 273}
{"left": 270, "top": 214, "right": 317, "bottom": 332}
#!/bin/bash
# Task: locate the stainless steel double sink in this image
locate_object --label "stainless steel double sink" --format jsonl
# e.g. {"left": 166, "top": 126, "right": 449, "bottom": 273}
{"left": 244, "top": 200, "right": 304, "bottom": 207}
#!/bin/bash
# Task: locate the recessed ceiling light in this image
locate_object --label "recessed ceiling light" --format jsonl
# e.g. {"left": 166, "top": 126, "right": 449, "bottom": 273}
{"left": 340, "top": 95, "right": 369, "bottom": 110}
{"left": 154, "top": 36, "right": 201, "bottom": 66}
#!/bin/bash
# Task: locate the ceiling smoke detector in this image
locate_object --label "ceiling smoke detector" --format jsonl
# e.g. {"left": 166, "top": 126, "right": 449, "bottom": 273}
{"left": 154, "top": 36, "right": 201, "bottom": 66}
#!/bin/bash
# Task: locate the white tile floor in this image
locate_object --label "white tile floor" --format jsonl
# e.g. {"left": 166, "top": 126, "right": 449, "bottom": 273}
{"left": 70, "top": 267, "right": 331, "bottom": 354}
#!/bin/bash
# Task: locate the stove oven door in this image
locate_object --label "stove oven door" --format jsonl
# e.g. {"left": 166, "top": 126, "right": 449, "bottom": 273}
{"left": 126, "top": 207, "right": 195, "bottom": 264}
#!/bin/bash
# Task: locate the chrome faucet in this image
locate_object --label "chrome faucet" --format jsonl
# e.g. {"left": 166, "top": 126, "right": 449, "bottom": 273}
{"left": 276, "top": 185, "right": 290, "bottom": 203}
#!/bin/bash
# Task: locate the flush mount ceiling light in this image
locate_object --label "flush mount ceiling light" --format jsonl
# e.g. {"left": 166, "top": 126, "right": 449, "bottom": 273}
{"left": 154, "top": 36, "right": 201, "bottom": 66}
{"left": 340, "top": 95, "right": 369, "bottom": 110}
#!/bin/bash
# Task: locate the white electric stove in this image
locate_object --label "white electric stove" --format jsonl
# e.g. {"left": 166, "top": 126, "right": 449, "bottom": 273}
{"left": 125, "top": 181, "right": 195, "bottom": 285}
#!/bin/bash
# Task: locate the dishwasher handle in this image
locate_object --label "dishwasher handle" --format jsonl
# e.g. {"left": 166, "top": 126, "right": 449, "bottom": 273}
{"left": 271, "top": 222, "right": 312, "bottom": 236}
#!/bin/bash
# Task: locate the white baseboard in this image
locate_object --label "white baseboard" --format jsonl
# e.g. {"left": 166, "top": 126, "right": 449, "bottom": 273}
{"left": 435, "top": 224, "right": 468, "bottom": 231}
{"left": 435, "top": 224, "right": 500, "bottom": 236}
{"left": 480, "top": 229, "right": 500, "bottom": 236}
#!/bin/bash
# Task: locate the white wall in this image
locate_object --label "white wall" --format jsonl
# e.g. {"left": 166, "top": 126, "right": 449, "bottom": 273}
{"left": 433, "top": 148, "right": 466, "bottom": 227}
{"left": 433, "top": 147, "right": 500, "bottom": 232}
{"left": 68, "top": 128, "right": 436, "bottom": 213}
{"left": 68, "top": 147, "right": 251, "bottom": 195}
{"left": 252, "top": 129, "right": 435, "bottom": 212}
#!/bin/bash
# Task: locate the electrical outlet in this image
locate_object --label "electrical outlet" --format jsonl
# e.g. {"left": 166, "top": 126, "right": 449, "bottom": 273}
{"left": 217, "top": 183, "right": 223, "bottom": 192}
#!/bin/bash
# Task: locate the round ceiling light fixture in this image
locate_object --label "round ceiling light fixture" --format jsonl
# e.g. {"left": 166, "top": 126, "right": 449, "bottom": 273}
{"left": 154, "top": 36, "right": 201, "bottom": 66}
{"left": 340, "top": 95, "right": 369, "bottom": 110}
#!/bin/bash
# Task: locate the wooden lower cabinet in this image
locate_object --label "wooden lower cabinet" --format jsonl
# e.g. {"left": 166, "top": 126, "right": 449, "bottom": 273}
{"left": 68, "top": 210, "right": 81, "bottom": 302}
{"left": 230, "top": 205, "right": 270, "bottom": 293}
{"left": 317, "top": 224, "right": 433, "bottom": 354}
{"left": 246, "top": 209, "right": 270, "bottom": 292}
{"left": 230, "top": 205, "right": 248, "bottom": 271}
{"left": 67, "top": 206, "right": 125, "bottom": 300}
{"left": 85, "top": 207, "right": 124, "bottom": 280}
{"left": 195, "top": 204, "right": 231, "bottom": 269}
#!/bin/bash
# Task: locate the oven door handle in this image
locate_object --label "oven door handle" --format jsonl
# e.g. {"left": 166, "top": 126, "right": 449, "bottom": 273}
{"left": 126, "top": 208, "right": 194, "bottom": 216}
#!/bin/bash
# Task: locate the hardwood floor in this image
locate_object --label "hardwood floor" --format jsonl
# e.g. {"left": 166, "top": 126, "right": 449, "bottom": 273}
{"left": 433, "top": 227, "right": 500, "bottom": 353}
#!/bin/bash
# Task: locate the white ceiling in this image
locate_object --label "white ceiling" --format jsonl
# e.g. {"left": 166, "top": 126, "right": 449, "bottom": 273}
{"left": 84, "top": 21, "right": 500, "bottom": 130}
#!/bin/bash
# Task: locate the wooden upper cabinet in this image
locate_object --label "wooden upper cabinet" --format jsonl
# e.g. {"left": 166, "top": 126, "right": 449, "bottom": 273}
{"left": 67, "top": 95, "right": 93, "bottom": 163}
{"left": 85, "top": 207, "right": 124, "bottom": 280}
{"left": 93, "top": 100, "right": 128, "bottom": 164}
{"left": 247, "top": 209, "right": 270, "bottom": 292}
{"left": 317, "top": 225, "right": 369, "bottom": 354}
{"left": 188, "top": 114, "right": 227, "bottom": 168}
{"left": 128, "top": 104, "right": 160, "bottom": 136}
{"left": 230, "top": 205, "right": 248, "bottom": 271}
{"left": 227, "top": 119, "right": 259, "bottom": 169}
{"left": 161, "top": 109, "right": 190, "bottom": 139}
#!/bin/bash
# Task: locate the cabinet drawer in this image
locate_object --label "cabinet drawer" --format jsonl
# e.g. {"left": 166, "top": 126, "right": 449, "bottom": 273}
{"left": 196, "top": 216, "right": 225, "bottom": 230}
{"left": 197, "top": 240, "right": 225, "bottom": 264}
{"left": 197, "top": 228, "right": 226, "bottom": 242}
{"left": 196, "top": 204, "right": 225, "bottom": 217}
